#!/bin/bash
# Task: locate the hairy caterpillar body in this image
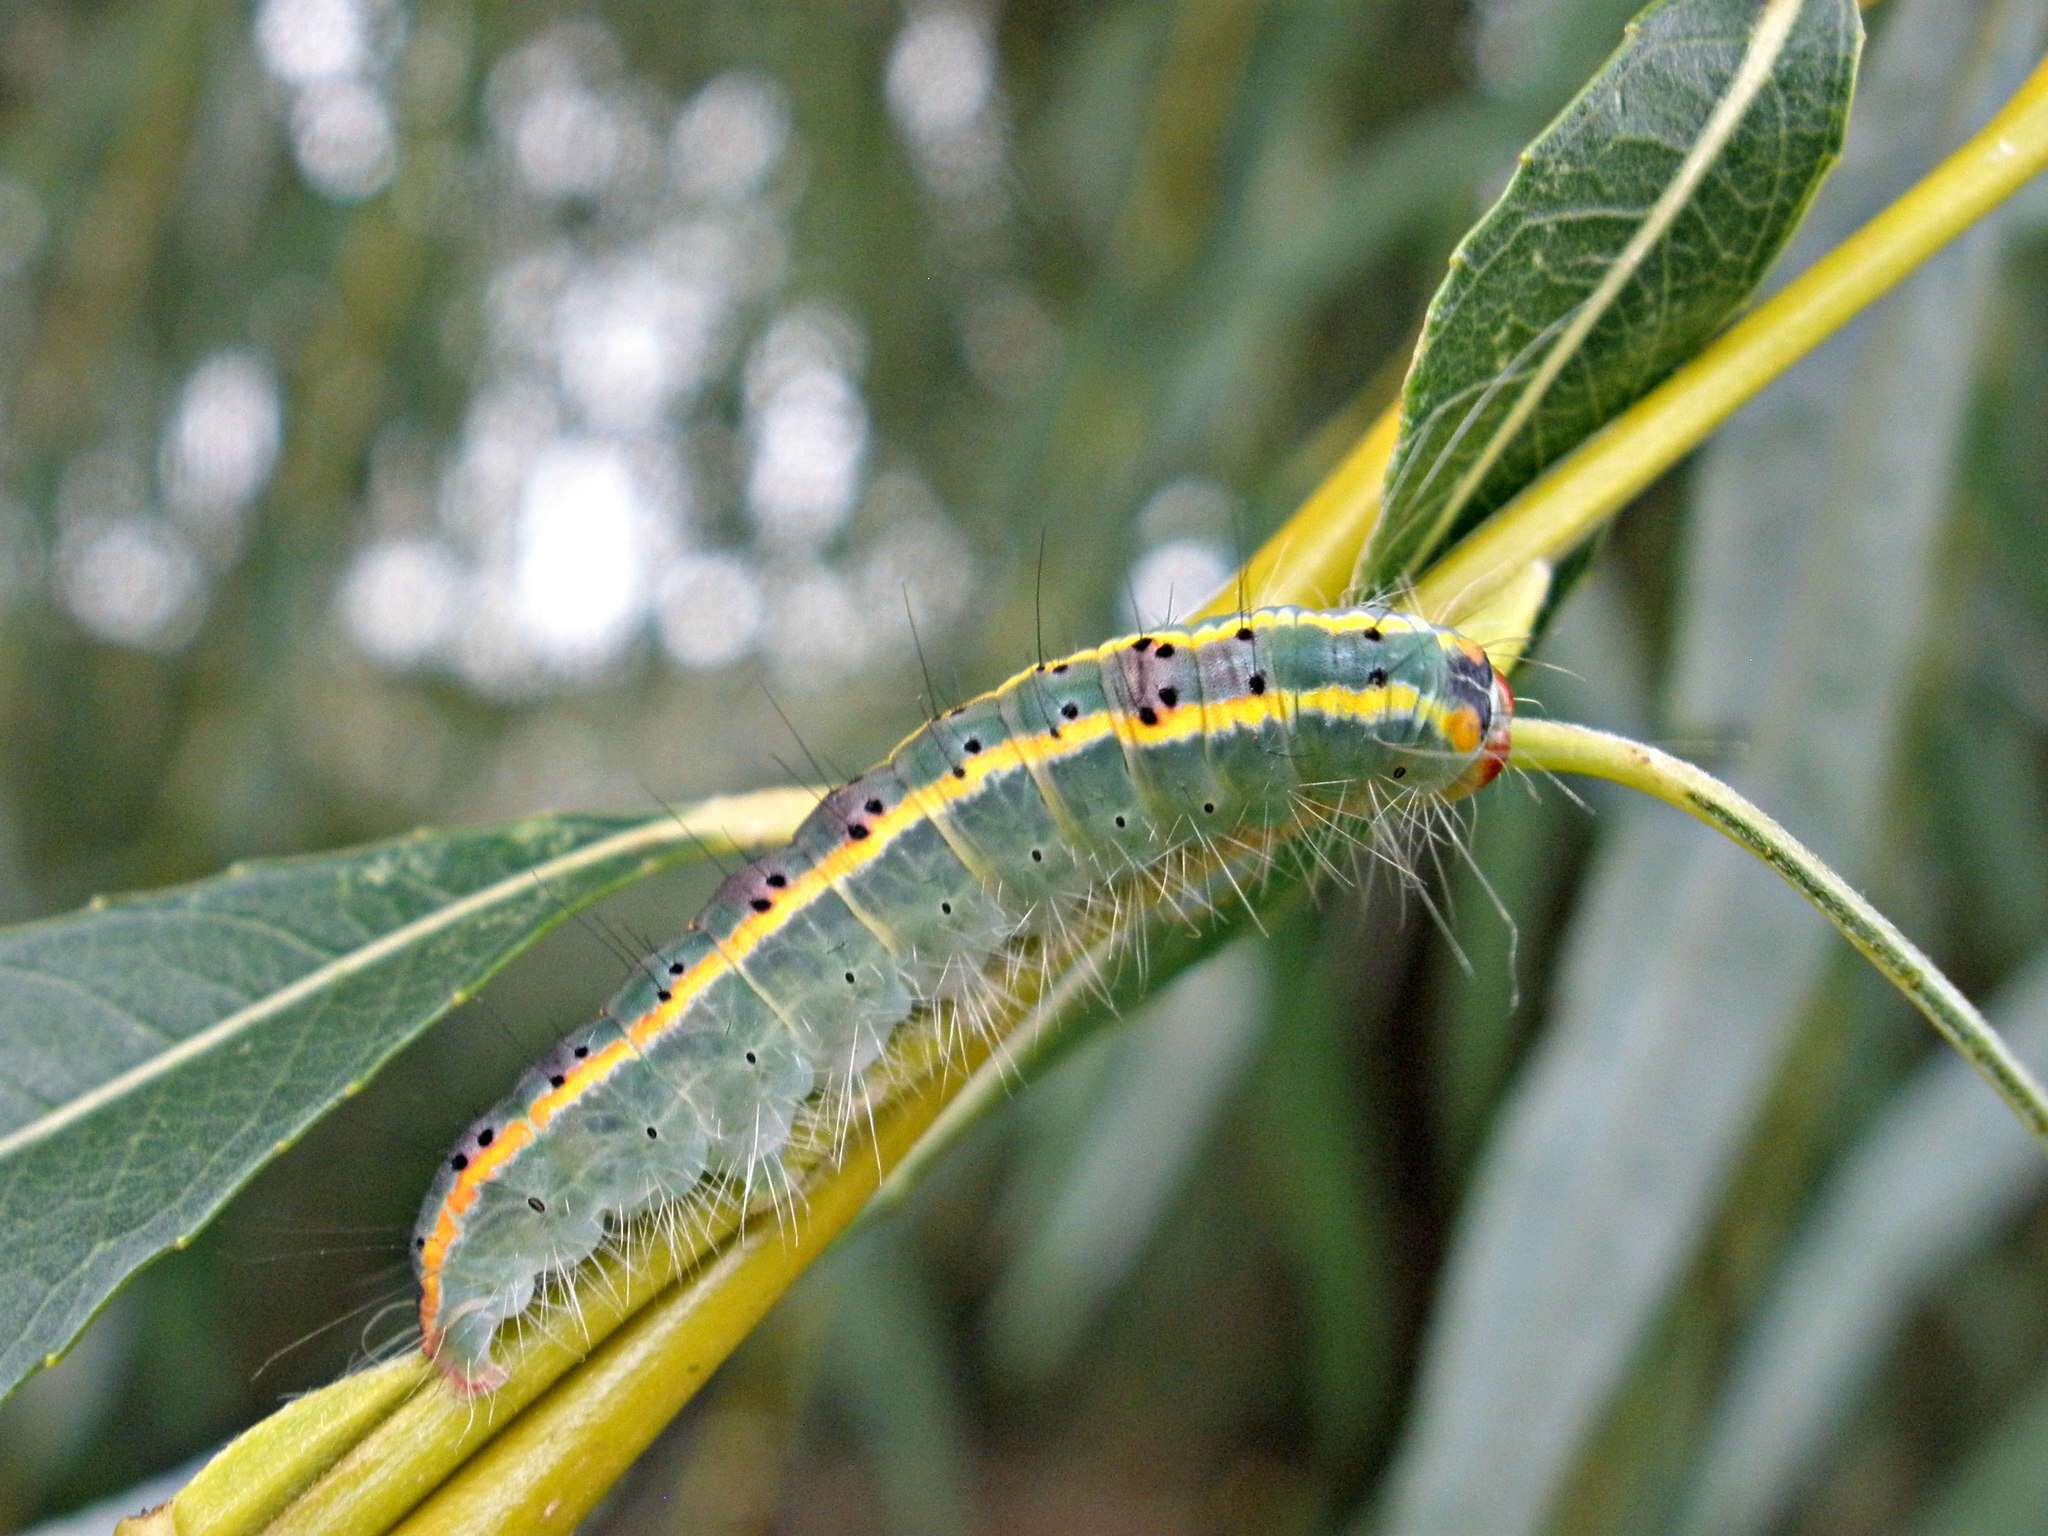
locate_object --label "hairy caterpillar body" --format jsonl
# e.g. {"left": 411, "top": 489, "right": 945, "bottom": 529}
{"left": 413, "top": 604, "right": 1513, "bottom": 1390}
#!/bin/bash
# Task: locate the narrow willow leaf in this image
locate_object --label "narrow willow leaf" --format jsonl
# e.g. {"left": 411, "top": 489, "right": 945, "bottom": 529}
{"left": 0, "top": 792, "right": 816, "bottom": 1402}
{"left": 984, "top": 941, "right": 1271, "bottom": 1382}
{"left": 816, "top": 1229, "right": 975, "bottom": 1536}
{"left": 1675, "top": 955, "right": 2048, "bottom": 1536}
{"left": 1374, "top": 1, "right": 2022, "bottom": 1528}
{"left": 1905, "top": 1364, "right": 2048, "bottom": 1536}
{"left": 1362, "top": 0, "right": 1859, "bottom": 585}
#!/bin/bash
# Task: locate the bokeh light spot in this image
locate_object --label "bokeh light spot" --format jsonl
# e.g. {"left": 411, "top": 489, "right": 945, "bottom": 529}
{"left": 656, "top": 552, "right": 763, "bottom": 671}
{"left": 1125, "top": 537, "right": 1233, "bottom": 630}
{"left": 337, "top": 536, "right": 463, "bottom": 669}
{"left": 290, "top": 78, "right": 398, "bottom": 202}
{"left": 255, "top": 0, "right": 375, "bottom": 86}
{"left": 510, "top": 438, "right": 662, "bottom": 678}
{"left": 58, "top": 519, "right": 205, "bottom": 652}
{"left": 672, "top": 72, "right": 792, "bottom": 203}
{"left": 160, "top": 351, "right": 284, "bottom": 529}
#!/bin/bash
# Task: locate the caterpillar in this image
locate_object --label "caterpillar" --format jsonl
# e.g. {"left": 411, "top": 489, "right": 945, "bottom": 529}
{"left": 413, "top": 602, "right": 1513, "bottom": 1391}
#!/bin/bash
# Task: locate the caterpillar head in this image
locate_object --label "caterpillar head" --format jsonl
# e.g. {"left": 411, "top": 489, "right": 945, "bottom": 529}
{"left": 1443, "top": 641, "right": 1513, "bottom": 800}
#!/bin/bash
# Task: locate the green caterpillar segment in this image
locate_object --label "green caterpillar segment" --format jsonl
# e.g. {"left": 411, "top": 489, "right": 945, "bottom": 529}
{"left": 414, "top": 604, "right": 1513, "bottom": 1390}
{"left": 1009, "top": 660, "right": 1162, "bottom": 863}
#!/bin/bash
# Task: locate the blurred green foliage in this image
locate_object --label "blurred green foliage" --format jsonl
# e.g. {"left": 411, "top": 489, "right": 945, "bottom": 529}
{"left": 3, "top": 1, "right": 2048, "bottom": 1533}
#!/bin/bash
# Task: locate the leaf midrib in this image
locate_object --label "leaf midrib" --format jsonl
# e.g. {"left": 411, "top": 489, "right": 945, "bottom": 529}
{"left": 0, "top": 818, "right": 683, "bottom": 1163}
{"left": 1410, "top": 0, "right": 1808, "bottom": 561}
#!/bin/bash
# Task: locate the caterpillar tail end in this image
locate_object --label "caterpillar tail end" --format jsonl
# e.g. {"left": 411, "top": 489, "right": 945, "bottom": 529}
{"left": 422, "top": 1310, "right": 511, "bottom": 1397}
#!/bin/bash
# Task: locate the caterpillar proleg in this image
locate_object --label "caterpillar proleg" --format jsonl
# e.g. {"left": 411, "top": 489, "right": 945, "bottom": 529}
{"left": 413, "top": 602, "right": 1513, "bottom": 1391}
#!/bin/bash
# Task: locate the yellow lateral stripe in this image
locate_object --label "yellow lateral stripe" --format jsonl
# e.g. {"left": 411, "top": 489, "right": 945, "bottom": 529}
{"left": 965, "top": 607, "right": 1425, "bottom": 730}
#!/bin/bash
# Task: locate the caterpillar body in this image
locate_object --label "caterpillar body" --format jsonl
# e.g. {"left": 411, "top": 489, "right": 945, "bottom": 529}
{"left": 413, "top": 603, "right": 1513, "bottom": 1390}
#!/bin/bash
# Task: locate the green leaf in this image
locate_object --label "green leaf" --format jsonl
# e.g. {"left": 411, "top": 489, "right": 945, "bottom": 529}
{"left": 1907, "top": 1361, "right": 2048, "bottom": 1536}
{"left": 1362, "top": 0, "right": 1859, "bottom": 586}
{"left": 983, "top": 940, "right": 1272, "bottom": 1383}
{"left": 1675, "top": 955, "right": 2048, "bottom": 1536}
{"left": 0, "top": 792, "right": 815, "bottom": 1403}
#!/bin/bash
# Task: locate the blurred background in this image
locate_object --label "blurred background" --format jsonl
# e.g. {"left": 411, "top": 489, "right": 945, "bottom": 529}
{"left": 5, "top": 0, "right": 2048, "bottom": 1532}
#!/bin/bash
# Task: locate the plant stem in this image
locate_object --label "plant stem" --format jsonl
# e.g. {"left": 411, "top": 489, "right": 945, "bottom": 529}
{"left": 1511, "top": 717, "right": 2048, "bottom": 1158}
